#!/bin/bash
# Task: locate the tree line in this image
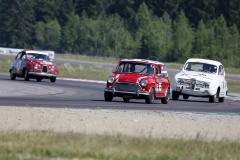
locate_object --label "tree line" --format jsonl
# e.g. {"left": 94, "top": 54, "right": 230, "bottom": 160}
{"left": 0, "top": 0, "right": 239, "bottom": 67}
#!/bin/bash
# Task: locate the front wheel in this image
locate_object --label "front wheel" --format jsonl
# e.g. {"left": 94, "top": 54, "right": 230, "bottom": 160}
{"left": 10, "top": 70, "right": 16, "bottom": 80}
{"left": 123, "top": 97, "right": 130, "bottom": 102}
{"left": 183, "top": 94, "right": 189, "bottom": 100}
{"left": 23, "top": 69, "right": 29, "bottom": 81}
{"left": 104, "top": 92, "right": 113, "bottom": 101}
{"left": 50, "top": 77, "right": 56, "bottom": 83}
{"left": 161, "top": 89, "right": 170, "bottom": 104}
{"left": 145, "top": 88, "right": 155, "bottom": 104}
{"left": 218, "top": 97, "right": 225, "bottom": 103}
{"left": 209, "top": 95, "right": 216, "bottom": 103}
{"left": 172, "top": 91, "right": 179, "bottom": 100}
{"left": 36, "top": 78, "right": 42, "bottom": 82}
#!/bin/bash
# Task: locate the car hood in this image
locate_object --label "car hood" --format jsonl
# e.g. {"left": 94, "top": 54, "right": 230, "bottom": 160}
{"left": 116, "top": 73, "right": 150, "bottom": 83}
{"left": 176, "top": 70, "right": 218, "bottom": 82}
{"left": 31, "top": 59, "right": 55, "bottom": 65}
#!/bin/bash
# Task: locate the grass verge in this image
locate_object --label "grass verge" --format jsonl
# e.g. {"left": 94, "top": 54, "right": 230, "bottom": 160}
{"left": 56, "top": 53, "right": 119, "bottom": 64}
{"left": 0, "top": 131, "right": 239, "bottom": 160}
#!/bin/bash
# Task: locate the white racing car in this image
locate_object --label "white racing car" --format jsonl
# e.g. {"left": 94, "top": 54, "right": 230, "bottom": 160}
{"left": 171, "top": 58, "right": 228, "bottom": 103}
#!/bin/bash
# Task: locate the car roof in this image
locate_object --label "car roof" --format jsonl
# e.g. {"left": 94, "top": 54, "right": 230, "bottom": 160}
{"left": 120, "top": 59, "right": 164, "bottom": 65}
{"left": 24, "top": 50, "right": 49, "bottom": 56}
{"left": 186, "top": 58, "right": 222, "bottom": 66}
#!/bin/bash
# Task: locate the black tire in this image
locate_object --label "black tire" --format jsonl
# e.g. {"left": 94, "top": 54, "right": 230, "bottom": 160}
{"left": 36, "top": 78, "right": 42, "bottom": 82}
{"left": 50, "top": 77, "right": 56, "bottom": 83}
{"left": 183, "top": 94, "right": 189, "bottom": 100}
{"left": 123, "top": 97, "right": 130, "bottom": 102}
{"left": 161, "top": 89, "right": 170, "bottom": 104}
{"left": 172, "top": 91, "right": 179, "bottom": 100}
{"left": 104, "top": 92, "right": 113, "bottom": 101}
{"left": 209, "top": 95, "right": 215, "bottom": 103}
{"left": 145, "top": 88, "right": 155, "bottom": 104}
{"left": 218, "top": 97, "right": 225, "bottom": 103}
{"left": 23, "top": 69, "right": 29, "bottom": 81}
{"left": 10, "top": 69, "right": 16, "bottom": 80}
{"left": 209, "top": 88, "right": 220, "bottom": 103}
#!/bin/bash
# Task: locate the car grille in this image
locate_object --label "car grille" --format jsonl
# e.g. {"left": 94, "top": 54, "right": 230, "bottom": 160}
{"left": 42, "top": 66, "right": 48, "bottom": 73}
{"left": 114, "top": 82, "right": 141, "bottom": 92}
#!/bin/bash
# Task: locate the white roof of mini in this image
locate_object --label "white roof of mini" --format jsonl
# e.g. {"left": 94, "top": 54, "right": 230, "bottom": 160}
{"left": 185, "top": 58, "right": 222, "bottom": 66}
{"left": 120, "top": 59, "right": 164, "bottom": 65}
{"left": 25, "top": 50, "right": 49, "bottom": 56}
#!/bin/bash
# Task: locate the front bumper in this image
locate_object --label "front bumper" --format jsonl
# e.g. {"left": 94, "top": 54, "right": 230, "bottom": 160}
{"left": 28, "top": 72, "right": 58, "bottom": 77}
{"left": 175, "top": 85, "right": 210, "bottom": 96}
{"left": 105, "top": 88, "right": 149, "bottom": 97}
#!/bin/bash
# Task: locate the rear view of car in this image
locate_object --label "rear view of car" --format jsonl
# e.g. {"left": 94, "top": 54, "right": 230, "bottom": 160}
{"left": 171, "top": 58, "right": 228, "bottom": 103}
{"left": 104, "top": 59, "right": 170, "bottom": 104}
{"left": 9, "top": 50, "right": 59, "bottom": 82}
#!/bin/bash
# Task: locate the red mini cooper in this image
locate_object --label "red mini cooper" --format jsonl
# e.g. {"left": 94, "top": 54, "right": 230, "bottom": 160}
{"left": 9, "top": 50, "right": 59, "bottom": 82}
{"left": 104, "top": 59, "right": 170, "bottom": 104}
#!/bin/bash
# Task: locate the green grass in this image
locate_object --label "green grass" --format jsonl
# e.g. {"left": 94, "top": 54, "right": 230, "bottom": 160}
{"left": 227, "top": 80, "right": 240, "bottom": 94}
{"left": 58, "top": 63, "right": 112, "bottom": 81}
{"left": 0, "top": 131, "right": 239, "bottom": 160}
{"left": 56, "top": 53, "right": 119, "bottom": 64}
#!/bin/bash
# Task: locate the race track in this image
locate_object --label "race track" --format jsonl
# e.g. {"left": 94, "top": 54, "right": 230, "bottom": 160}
{"left": 0, "top": 74, "right": 239, "bottom": 114}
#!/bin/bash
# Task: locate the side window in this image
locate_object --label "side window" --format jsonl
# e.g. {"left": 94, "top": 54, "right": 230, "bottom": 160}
{"left": 156, "top": 66, "right": 161, "bottom": 75}
{"left": 16, "top": 52, "right": 22, "bottom": 60}
{"left": 218, "top": 65, "right": 224, "bottom": 75}
{"left": 21, "top": 53, "right": 26, "bottom": 59}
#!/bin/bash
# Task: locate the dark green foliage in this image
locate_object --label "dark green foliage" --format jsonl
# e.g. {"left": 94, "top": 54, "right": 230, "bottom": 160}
{"left": 0, "top": 0, "right": 240, "bottom": 67}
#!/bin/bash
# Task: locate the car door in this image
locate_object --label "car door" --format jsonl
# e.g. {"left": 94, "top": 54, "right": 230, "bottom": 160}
{"left": 218, "top": 65, "right": 227, "bottom": 95}
{"left": 12, "top": 52, "right": 23, "bottom": 74}
{"left": 155, "top": 65, "right": 169, "bottom": 97}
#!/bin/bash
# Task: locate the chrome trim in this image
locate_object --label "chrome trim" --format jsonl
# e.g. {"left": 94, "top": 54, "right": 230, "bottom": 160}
{"left": 104, "top": 89, "right": 149, "bottom": 96}
{"left": 28, "top": 72, "right": 57, "bottom": 77}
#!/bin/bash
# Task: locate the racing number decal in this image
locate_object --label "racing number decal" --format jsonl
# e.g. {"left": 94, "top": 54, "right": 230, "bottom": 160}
{"left": 156, "top": 82, "right": 162, "bottom": 93}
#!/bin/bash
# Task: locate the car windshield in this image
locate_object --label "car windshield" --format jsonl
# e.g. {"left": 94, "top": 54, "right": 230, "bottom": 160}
{"left": 116, "top": 62, "right": 154, "bottom": 75}
{"left": 184, "top": 62, "right": 217, "bottom": 74}
{"left": 27, "top": 53, "right": 50, "bottom": 61}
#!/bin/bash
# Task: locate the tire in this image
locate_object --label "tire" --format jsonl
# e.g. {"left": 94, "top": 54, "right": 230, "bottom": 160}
{"left": 50, "top": 77, "right": 56, "bottom": 83}
{"left": 161, "top": 89, "right": 170, "bottom": 104}
{"left": 172, "top": 91, "right": 179, "bottom": 100}
{"left": 209, "top": 95, "right": 215, "bottom": 103}
{"left": 183, "top": 94, "right": 189, "bottom": 100}
{"left": 218, "top": 90, "right": 225, "bottom": 103}
{"left": 104, "top": 92, "right": 113, "bottom": 101}
{"left": 123, "top": 97, "right": 130, "bottom": 102}
{"left": 145, "top": 88, "right": 155, "bottom": 104}
{"left": 10, "top": 69, "right": 16, "bottom": 80}
{"left": 23, "top": 69, "right": 29, "bottom": 81}
{"left": 209, "top": 88, "right": 220, "bottom": 103}
{"left": 218, "top": 97, "right": 225, "bottom": 103}
{"left": 36, "top": 78, "right": 42, "bottom": 82}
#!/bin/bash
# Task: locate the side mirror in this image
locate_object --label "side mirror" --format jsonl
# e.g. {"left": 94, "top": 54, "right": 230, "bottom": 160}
{"left": 162, "top": 71, "right": 168, "bottom": 78}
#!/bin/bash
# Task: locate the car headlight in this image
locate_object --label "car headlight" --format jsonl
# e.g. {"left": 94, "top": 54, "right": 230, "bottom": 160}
{"left": 140, "top": 80, "right": 148, "bottom": 87}
{"left": 34, "top": 64, "right": 39, "bottom": 70}
{"left": 202, "top": 82, "right": 210, "bottom": 88}
{"left": 177, "top": 78, "right": 184, "bottom": 85}
{"left": 107, "top": 77, "right": 114, "bottom": 83}
{"left": 51, "top": 65, "right": 55, "bottom": 71}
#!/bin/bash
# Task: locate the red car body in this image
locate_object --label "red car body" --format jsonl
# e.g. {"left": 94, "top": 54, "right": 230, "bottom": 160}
{"left": 104, "top": 59, "right": 170, "bottom": 104}
{"left": 9, "top": 50, "right": 59, "bottom": 82}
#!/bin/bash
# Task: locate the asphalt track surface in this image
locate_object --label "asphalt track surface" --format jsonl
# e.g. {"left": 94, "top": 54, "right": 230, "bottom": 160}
{"left": 0, "top": 74, "right": 239, "bottom": 115}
